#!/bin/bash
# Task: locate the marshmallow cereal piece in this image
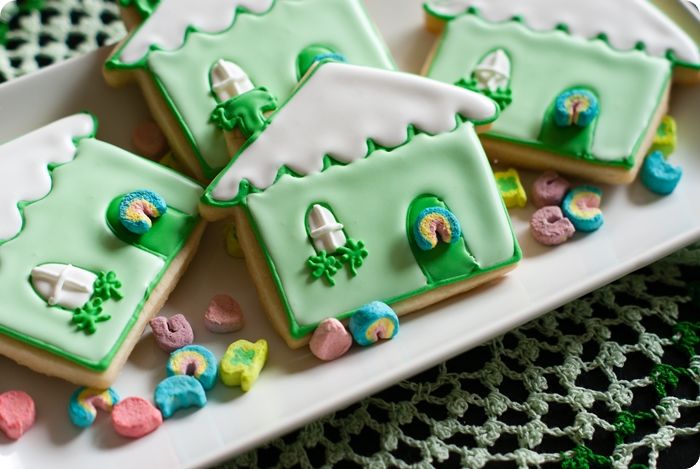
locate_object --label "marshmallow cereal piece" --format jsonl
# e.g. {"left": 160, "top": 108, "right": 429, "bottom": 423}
{"left": 68, "top": 387, "right": 120, "bottom": 428}
{"left": 118, "top": 190, "right": 167, "bottom": 235}
{"left": 348, "top": 301, "right": 399, "bottom": 347}
{"left": 641, "top": 151, "right": 682, "bottom": 195}
{"left": 219, "top": 339, "right": 268, "bottom": 392}
{"left": 530, "top": 206, "right": 576, "bottom": 246}
{"left": 532, "top": 171, "right": 570, "bottom": 208}
{"left": 650, "top": 116, "right": 677, "bottom": 157}
{"left": 150, "top": 314, "right": 194, "bottom": 352}
{"left": 166, "top": 345, "right": 218, "bottom": 391}
{"left": 561, "top": 185, "right": 604, "bottom": 232}
{"left": 412, "top": 206, "right": 462, "bottom": 251}
{"left": 494, "top": 168, "right": 527, "bottom": 208}
{"left": 112, "top": 397, "right": 163, "bottom": 439}
{"left": 204, "top": 294, "right": 245, "bottom": 333}
{"left": 132, "top": 120, "right": 168, "bottom": 159}
{"left": 154, "top": 375, "right": 207, "bottom": 419}
{"left": 0, "top": 391, "right": 36, "bottom": 440}
{"left": 309, "top": 318, "right": 352, "bottom": 361}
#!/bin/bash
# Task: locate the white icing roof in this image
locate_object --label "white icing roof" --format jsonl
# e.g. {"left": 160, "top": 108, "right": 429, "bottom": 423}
{"left": 210, "top": 62, "right": 498, "bottom": 201}
{"left": 0, "top": 114, "right": 95, "bottom": 242}
{"left": 425, "top": 0, "right": 700, "bottom": 65}
{"left": 117, "top": 0, "right": 274, "bottom": 65}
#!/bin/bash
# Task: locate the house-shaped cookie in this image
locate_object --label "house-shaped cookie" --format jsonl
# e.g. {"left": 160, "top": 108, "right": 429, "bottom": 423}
{"left": 104, "top": 0, "right": 395, "bottom": 181}
{"left": 202, "top": 61, "right": 521, "bottom": 348}
{"left": 423, "top": 0, "right": 700, "bottom": 184}
{"left": 0, "top": 114, "right": 205, "bottom": 387}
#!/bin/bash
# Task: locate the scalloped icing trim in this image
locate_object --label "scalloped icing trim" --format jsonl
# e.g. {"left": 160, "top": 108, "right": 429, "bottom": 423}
{"left": 205, "top": 62, "right": 499, "bottom": 205}
{"left": 423, "top": 0, "right": 700, "bottom": 68}
{"left": 0, "top": 113, "right": 96, "bottom": 243}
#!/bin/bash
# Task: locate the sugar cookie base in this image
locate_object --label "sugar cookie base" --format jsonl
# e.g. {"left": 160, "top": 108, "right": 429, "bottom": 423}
{"left": 233, "top": 206, "right": 517, "bottom": 349}
{"left": 0, "top": 221, "right": 207, "bottom": 388}
{"left": 422, "top": 15, "right": 671, "bottom": 185}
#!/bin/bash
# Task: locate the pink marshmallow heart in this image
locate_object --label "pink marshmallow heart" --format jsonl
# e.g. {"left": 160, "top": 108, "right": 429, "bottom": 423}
{"left": 204, "top": 294, "right": 245, "bottom": 333}
{"left": 0, "top": 391, "right": 36, "bottom": 440}
{"left": 309, "top": 318, "right": 353, "bottom": 361}
{"left": 149, "top": 314, "right": 194, "bottom": 352}
{"left": 112, "top": 397, "right": 162, "bottom": 439}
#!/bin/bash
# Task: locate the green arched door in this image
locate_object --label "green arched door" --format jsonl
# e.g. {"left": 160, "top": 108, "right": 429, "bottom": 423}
{"left": 406, "top": 195, "right": 477, "bottom": 284}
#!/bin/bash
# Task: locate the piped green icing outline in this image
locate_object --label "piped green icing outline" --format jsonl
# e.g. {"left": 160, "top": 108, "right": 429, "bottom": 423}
{"left": 426, "top": 14, "right": 672, "bottom": 170}
{"left": 303, "top": 202, "right": 369, "bottom": 286}
{"left": 107, "top": 2, "right": 274, "bottom": 70}
{"left": 106, "top": 0, "right": 397, "bottom": 179}
{"left": 118, "top": 0, "right": 159, "bottom": 19}
{"left": 423, "top": 3, "right": 700, "bottom": 70}
{"left": 203, "top": 61, "right": 500, "bottom": 207}
{"left": 0, "top": 118, "right": 204, "bottom": 371}
{"left": 237, "top": 127, "right": 521, "bottom": 340}
{"left": 0, "top": 112, "right": 97, "bottom": 248}
{"left": 454, "top": 47, "right": 513, "bottom": 111}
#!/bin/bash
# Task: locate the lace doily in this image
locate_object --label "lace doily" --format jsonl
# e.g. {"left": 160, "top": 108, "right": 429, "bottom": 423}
{"left": 2, "top": 2, "right": 699, "bottom": 467}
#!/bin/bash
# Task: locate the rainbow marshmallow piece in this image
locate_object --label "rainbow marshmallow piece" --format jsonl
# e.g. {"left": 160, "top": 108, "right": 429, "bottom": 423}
{"left": 412, "top": 207, "right": 462, "bottom": 251}
{"left": 561, "top": 185, "right": 604, "bottom": 232}
{"left": 348, "top": 301, "right": 399, "bottom": 347}
{"left": 68, "top": 386, "right": 120, "bottom": 428}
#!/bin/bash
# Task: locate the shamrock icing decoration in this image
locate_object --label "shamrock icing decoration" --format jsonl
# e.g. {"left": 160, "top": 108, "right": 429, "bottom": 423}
{"left": 93, "top": 271, "right": 124, "bottom": 301}
{"left": 337, "top": 238, "right": 369, "bottom": 276}
{"left": 71, "top": 298, "right": 111, "bottom": 335}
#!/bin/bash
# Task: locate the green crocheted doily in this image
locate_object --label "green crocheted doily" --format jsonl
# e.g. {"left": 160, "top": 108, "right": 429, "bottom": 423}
{"left": 2, "top": 2, "right": 699, "bottom": 467}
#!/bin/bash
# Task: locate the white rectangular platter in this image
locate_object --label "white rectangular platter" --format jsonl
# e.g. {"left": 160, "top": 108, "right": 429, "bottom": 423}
{"left": 0, "top": 1, "right": 699, "bottom": 468}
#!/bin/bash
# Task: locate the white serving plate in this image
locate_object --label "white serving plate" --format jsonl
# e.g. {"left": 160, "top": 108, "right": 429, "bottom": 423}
{"left": 1, "top": 1, "right": 699, "bottom": 468}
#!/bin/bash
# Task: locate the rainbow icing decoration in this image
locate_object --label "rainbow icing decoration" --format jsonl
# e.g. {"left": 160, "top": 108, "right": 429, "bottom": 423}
{"left": 412, "top": 206, "right": 462, "bottom": 251}
{"left": 561, "top": 185, "right": 604, "bottom": 232}
{"left": 166, "top": 344, "right": 218, "bottom": 391}
{"left": 554, "top": 89, "right": 599, "bottom": 128}
{"left": 348, "top": 301, "right": 399, "bottom": 347}
{"left": 118, "top": 189, "right": 167, "bottom": 235}
{"left": 68, "top": 386, "right": 120, "bottom": 428}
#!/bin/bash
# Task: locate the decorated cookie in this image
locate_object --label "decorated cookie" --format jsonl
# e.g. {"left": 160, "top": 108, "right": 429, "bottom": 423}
{"left": 201, "top": 61, "right": 521, "bottom": 348}
{"left": 423, "top": 0, "right": 700, "bottom": 184}
{"left": 0, "top": 114, "right": 206, "bottom": 388}
{"left": 104, "top": 0, "right": 395, "bottom": 181}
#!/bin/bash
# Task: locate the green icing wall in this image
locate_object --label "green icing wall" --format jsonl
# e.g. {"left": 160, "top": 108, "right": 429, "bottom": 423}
{"left": 0, "top": 139, "right": 202, "bottom": 370}
{"left": 247, "top": 125, "right": 518, "bottom": 338}
{"left": 145, "top": 0, "right": 395, "bottom": 178}
{"left": 427, "top": 15, "right": 671, "bottom": 167}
